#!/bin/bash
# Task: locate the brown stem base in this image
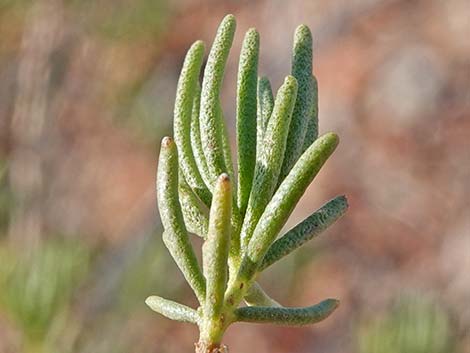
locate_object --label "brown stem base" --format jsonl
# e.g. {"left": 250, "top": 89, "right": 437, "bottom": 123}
{"left": 195, "top": 342, "right": 228, "bottom": 353}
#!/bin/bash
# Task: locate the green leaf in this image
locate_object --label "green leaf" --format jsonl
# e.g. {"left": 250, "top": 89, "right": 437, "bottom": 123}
{"left": 260, "top": 195, "right": 348, "bottom": 270}
{"left": 190, "top": 84, "right": 212, "bottom": 189}
{"left": 236, "top": 28, "right": 260, "bottom": 215}
{"left": 157, "top": 137, "right": 206, "bottom": 303}
{"left": 302, "top": 75, "right": 319, "bottom": 151}
{"left": 235, "top": 298, "right": 339, "bottom": 326}
{"left": 217, "top": 103, "right": 235, "bottom": 180}
{"left": 244, "top": 282, "right": 281, "bottom": 307}
{"left": 240, "top": 75, "right": 298, "bottom": 251}
{"left": 146, "top": 295, "right": 200, "bottom": 324}
{"left": 256, "top": 76, "right": 274, "bottom": 148}
{"left": 214, "top": 103, "right": 242, "bottom": 259}
{"left": 279, "top": 25, "right": 315, "bottom": 184}
{"left": 203, "top": 174, "right": 232, "bottom": 320}
{"left": 246, "top": 132, "right": 339, "bottom": 265}
{"left": 179, "top": 173, "right": 209, "bottom": 238}
{"left": 174, "top": 40, "right": 212, "bottom": 207}
{"left": 200, "top": 14, "right": 236, "bottom": 187}
{"left": 154, "top": 15, "right": 346, "bottom": 341}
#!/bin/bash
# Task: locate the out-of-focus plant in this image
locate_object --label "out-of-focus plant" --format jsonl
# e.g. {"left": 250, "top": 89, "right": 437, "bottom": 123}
{"left": 0, "top": 239, "right": 92, "bottom": 340}
{"left": 0, "top": 161, "right": 12, "bottom": 234}
{"left": 146, "top": 14, "right": 348, "bottom": 353}
{"left": 358, "top": 296, "right": 455, "bottom": 353}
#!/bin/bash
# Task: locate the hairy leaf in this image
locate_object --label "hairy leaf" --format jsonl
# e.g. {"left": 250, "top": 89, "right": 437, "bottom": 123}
{"left": 246, "top": 132, "right": 339, "bottom": 265}
{"left": 260, "top": 195, "right": 347, "bottom": 270}
{"left": 190, "top": 84, "right": 212, "bottom": 189}
{"left": 157, "top": 137, "right": 206, "bottom": 303}
{"left": 237, "top": 28, "right": 260, "bottom": 215}
{"left": 302, "top": 75, "right": 319, "bottom": 151}
{"left": 146, "top": 296, "right": 199, "bottom": 324}
{"left": 235, "top": 298, "right": 339, "bottom": 326}
{"left": 244, "top": 282, "right": 281, "bottom": 307}
{"left": 174, "top": 41, "right": 212, "bottom": 206}
{"left": 179, "top": 173, "right": 209, "bottom": 238}
{"left": 240, "top": 75, "right": 298, "bottom": 251}
{"left": 203, "top": 174, "right": 232, "bottom": 320}
{"left": 200, "top": 14, "right": 236, "bottom": 186}
{"left": 279, "top": 25, "right": 315, "bottom": 184}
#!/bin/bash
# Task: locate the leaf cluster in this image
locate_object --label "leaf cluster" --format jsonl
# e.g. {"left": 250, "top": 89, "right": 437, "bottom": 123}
{"left": 147, "top": 14, "right": 348, "bottom": 349}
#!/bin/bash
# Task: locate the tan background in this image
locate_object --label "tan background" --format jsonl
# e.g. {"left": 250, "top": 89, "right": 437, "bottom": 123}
{"left": 0, "top": 0, "right": 469, "bottom": 352}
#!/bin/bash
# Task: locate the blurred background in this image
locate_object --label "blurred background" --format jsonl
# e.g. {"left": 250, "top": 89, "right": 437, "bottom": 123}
{"left": 0, "top": 0, "right": 469, "bottom": 352}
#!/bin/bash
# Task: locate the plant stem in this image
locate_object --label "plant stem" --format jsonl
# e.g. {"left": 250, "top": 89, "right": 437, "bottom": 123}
{"left": 195, "top": 341, "right": 228, "bottom": 353}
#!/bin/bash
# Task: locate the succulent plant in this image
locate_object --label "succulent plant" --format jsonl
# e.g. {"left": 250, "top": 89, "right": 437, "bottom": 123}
{"left": 146, "top": 14, "right": 348, "bottom": 353}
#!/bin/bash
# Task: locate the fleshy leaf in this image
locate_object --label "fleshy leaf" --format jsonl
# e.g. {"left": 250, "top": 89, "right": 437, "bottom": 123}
{"left": 256, "top": 76, "right": 274, "bottom": 148}
{"left": 146, "top": 296, "right": 200, "bottom": 324}
{"left": 279, "top": 25, "right": 315, "bottom": 184}
{"left": 235, "top": 298, "right": 339, "bottom": 326}
{"left": 200, "top": 14, "right": 236, "bottom": 186}
{"left": 244, "top": 282, "right": 281, "bottom": 307}
{"left": 217, "top": 103, "right": 235, "bottom": 180}
{"left": 259, "top": 195, "right": 348, "bottom": 270}
{"left": 301, "top": 75, "right": 319, "bottom": 151}
{"left": 246, "top": 132, "right": 339, "bottom": 265}
{"left": 179, "top": 173, "right": 209, "bottom": 238}
{"left": 190, "top": 84, "right": 212, "bottom": 189}
{"left": 240, "top": 75, "right": 298, "bottom": 251}
{"left": 157, "top": 137, "right": 206, "bottom": 303}
{"left": 174, "top": 41, "right": 212, "bottom": 206}
{"left": 236, "top": 28, "right": 260, "bottom": 216}
{"left": 203, "top": 174, "right": 232, "bottom": 320}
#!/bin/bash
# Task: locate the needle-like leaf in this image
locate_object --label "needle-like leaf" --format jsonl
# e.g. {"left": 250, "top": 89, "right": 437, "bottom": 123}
{"left": 174, "top": 41, "right": 212, "bottom": 207}
{"left": 203, "top": 174, "right": 232, "bottom": 320}
{"left": 234, "top": 299, "right": 339, "bottom": 326}
{"left": 157, "top": 137, "right": 206, "bottom": 303}
{"left": 279, "top": 25, "right": 315, "bottom": 185}
{"left": 217, "top": 104, "right": 235, "bottom": 180}
{"left": 191, "top": 84, "right": 212, "bottom": 189}
{"left": 146, "top": 296, "right": 200, "bottom": 325}
{"left": 256, "top": 76, "right": 274, "bottom": 148}
{"left": 200, "top": 15, "right": 236, "bottom": 186}
{"left": 237, "top": 28, "right": 259, "bottom": 215}
{"left": 260, "top": 195, "right": 348, "bottom": 271}
{"left": 244, "top": 282, "right": 281, "bottom": 307}
{"left": 240, "top": 75, "right": 298, "bottom": 251}
{"left": 179, "top": 173, "right": 209, "bottom": 238}
{"left": 246, "top": 132, "right": 339, "bottom": 265}
{"left": 302, "top": 75, "right": 319, "bottom": 151}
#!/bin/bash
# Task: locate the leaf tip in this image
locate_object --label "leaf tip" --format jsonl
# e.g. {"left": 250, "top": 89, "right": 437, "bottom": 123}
{"left": 192, "top": 39, "right": 206, "bottom": 52}
{"left": 218, "top": 173, "right": 230, "bottom": 183}
{"left": 326, "top": 298, "right": 340, "bottom": 309}
{"left": 295, "top": 24, "right": 312, "bottom": 36}
{"left": 245, "top": 27, "right": 260, "bottom": 40}
{"left": 317, "top": 298, "right": 340, "bottom": 318}
{"left": 283, "top": 75, "right": 298, "bottom": 90}
{"left": 221, "top": 14, "right": 237, "bottom": 29}
{"left": 338, "top": 195, "right": 349, "bottom": 209}
{"left": 145, "top": 296, "right": 158, "bottom": 310}
{"left": 161, "top": 136, "right": 174, "bottom": 148}
{"left": 322, "top": 132, "right": 340, "bottom": 148}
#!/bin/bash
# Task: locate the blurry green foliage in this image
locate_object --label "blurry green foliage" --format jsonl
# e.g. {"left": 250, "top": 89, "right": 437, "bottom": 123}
{"left": 66, "top": 0, "right": 171, "bottom": 41}
{"left": 0, "top": 0, "right": 31, "bottom": 11}
{"left": 117, "top": 233, "right": 184, "bottom": 312}
{"left": 126, "top": 66, "right": 175, "bottom": 144}
{"left": 0, "top": 161, "right": 12, "bottom": 234}
{"left": 358, "top": 295, "right": 455, "bottom": 353}
{"left": 0, "top": 239, "right": 92, "bottom": 340}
